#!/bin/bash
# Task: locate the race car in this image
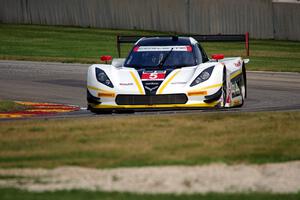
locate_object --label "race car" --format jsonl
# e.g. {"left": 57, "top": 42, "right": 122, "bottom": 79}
{"left": 87, "top": 36, "right": 249, "bottom": 113}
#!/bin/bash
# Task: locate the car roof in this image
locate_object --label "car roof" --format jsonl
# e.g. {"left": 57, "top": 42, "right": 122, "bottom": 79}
{"left": 136, "top": 37, "right": 194, "bottom": 46}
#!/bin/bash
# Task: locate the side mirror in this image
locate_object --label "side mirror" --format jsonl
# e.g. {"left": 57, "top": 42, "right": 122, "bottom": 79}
{"left": 100, "top": 55, "right": 113, "bottom": 64}
{"left": 211, "top": 54, "right": 224, "bottom": 61}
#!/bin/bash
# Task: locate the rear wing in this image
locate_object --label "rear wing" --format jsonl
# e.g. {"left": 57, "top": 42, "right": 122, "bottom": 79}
{"left": 116, "top": 32, "right": 249, "bottom": 58}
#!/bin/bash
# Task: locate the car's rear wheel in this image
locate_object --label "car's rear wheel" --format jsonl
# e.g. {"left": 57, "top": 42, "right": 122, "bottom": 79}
{"left": 235, "top": 65, "right": 246, "bottom": 107}
{"left": 242, "top": 64, "right": 247, "bottom": 99}
{"left": 238, "top": 77, "right": 245, "bottom": 107}
{"left": 241, "top": 78, "right": 246, "bottom": 105}
{"left": 221, "top": 68, "right": 227, "bottom": 108}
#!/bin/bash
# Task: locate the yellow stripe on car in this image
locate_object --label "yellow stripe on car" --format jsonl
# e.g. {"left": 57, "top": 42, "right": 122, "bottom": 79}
{"left": 230, "top": 70, "right": 242, "bottom": 80}
{"left": 87, "top": 86, "right": 113, "bottom": 93}
{"left": 199, "top": 83, "right": 223, "bottom": 90}
{"left": 187, "top": 83, "right": 222, "bottom": 96}
{"left": 157, "top": 70, "right": 180, "bottom": 94}
{"left": 87, "top": 85, "right": 100, "bottom": 91}
{"left": 130, "top": 71, "right": 144, "bottom": 94}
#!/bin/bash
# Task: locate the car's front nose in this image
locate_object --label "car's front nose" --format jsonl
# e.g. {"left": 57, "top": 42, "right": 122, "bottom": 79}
{"left": 87, "top": 64, "right": 223, "bottom": 110}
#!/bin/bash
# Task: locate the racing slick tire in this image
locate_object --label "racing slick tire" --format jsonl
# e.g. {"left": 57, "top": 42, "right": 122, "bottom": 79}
{"left": 242, "top": 63, "right": 247, "bottom": 99}
{"left": 115, "top": 109, "right": 135, "bottom": 114}
{"left": 88, "top": 106, "right": 113, "bottom": 114}
{"left": 235, "top": 65, "right": 247, "bottom": 107}
{"left": 221, "top": 67, "right": 227, "bottom": 108}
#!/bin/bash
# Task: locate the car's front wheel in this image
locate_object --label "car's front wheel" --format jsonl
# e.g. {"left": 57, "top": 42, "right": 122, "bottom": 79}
{"left": 88, "top": 106, "right": 112, "bottom": 114}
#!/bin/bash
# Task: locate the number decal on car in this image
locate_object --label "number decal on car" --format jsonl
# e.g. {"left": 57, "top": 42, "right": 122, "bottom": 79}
{"left": 142, "top": 71, "right": 166, "bottom": 81}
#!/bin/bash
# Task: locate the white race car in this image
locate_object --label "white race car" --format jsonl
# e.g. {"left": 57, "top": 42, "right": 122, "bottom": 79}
{"left": 87, "top": 36, "right": 249, "bottom": 113}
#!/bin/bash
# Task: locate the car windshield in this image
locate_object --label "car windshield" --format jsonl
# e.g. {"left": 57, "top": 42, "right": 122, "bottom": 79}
{"left": 124, "top": 45, "right": 196, "bottom": 69}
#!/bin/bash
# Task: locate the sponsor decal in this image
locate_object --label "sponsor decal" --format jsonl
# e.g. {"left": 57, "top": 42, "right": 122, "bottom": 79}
{"left": 143, "top": 80, "right": 162, "bottom": 94}
{"left": 97, "top": 92, "right": 115, "bottom": 98}
{"left": 119, "top": 83, "right": 134, "bottom": 86}
{"left": 144, "top": 85, "right": 159, "bottom": 92}
{"left": 134, "top": 46, "right": 192, "bottom": 52}
{"left": 226, "top": 84, "right": 232, "bottom": 104}
{"left": 142, "top": 71, "right": 166, "bottom": 81}
{"left": 144, "top": 82, "right": 160, "bottom": 86}
{"left": 226, "top": 95, "right": 231, "bottom": 104}
{"left": 171, "top": 81, "right": 187, "bottom": 85}
{"left": 234, "top": 60, "right": 242, "bottom": 67}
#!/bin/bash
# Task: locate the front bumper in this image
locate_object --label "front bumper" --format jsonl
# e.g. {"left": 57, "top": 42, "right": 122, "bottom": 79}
{"left": 87, "top": 84, "right": 222, "bottom": 110}
{"left": 88, "top": 102, "right": 219, "bottom": 110}
{"left": 88, "top": 96, "right": 220, "bottom": 110}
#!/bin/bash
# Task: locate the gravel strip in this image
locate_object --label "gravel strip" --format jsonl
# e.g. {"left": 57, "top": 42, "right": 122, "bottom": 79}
{"left": 1, "top": 161, "right": 300, "bottom": 194}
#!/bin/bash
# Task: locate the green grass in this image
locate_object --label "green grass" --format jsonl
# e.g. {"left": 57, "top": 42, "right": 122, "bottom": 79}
{"left": 0, "top": 188, "right": 299, "bottom": 200}
{"left": 202, "top": 40, "right": 300, "bottom": 72}
{"left": 0, "top": 112, "right": 299, "bottom": 168}
{"left": 0, "top": 175, "right": 25, "bottom": 180}
{"left": 0, "top": 24, "right": 166, "bottom": 63}
{"left": 0, "top": 100, "right": 28, "bottom": 112}
{"left": 0, "top": 24, "right": 300, "bottom": 72}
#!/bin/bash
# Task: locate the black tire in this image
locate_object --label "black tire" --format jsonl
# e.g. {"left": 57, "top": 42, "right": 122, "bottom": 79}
{"left": 222, "top": 67, "right": 227, "bottom": 108}
{"left": 115, "top": 109, "right": 135, "bottom": 114}
{"left": 242, "top": 64, "right": 247, "bottom": 99}
{"left": 235, "top": 65, "right": 246, "bottom": 107}
{"left": 238, "top": 75, "right": 245, "bottom": 107}
{"left": 89, "top": 107, "right": 113, "bottom": 114}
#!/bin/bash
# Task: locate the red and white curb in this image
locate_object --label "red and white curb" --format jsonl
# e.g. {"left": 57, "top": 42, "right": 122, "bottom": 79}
{"left": 0, "top": 101, "right": 80, "bottom": 119}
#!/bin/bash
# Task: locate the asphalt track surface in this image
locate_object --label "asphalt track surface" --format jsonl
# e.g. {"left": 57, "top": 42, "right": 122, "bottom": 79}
{"left": 0, "top": 60, "right": 300, "bottom": 119}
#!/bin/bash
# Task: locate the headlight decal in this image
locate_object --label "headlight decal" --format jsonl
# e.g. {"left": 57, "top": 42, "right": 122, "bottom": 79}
{"left": 95, "top": 68, "right": 114, "bottom": 88}
{"left": 190, "top": 66, "right": 215, "bottom": 87}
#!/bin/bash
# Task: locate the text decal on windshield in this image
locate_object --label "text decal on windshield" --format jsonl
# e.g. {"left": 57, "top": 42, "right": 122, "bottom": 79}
{"left": 134, "top": 46, "right": 192, "bottom": 52}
